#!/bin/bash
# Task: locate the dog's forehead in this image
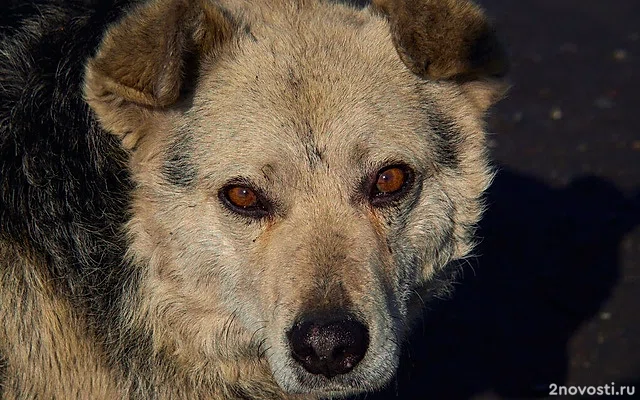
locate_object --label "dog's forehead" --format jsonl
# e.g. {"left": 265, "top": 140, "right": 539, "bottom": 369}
{"left": 188, "top": 5, "right": 437, "bottom": 179}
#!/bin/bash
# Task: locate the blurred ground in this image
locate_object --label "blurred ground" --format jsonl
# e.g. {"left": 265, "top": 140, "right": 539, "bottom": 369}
{"left": 359, "top": 0, "right": 640, "bottom": 398}
{"left": 484, "top": 1, "right": 639, "bottom": 396}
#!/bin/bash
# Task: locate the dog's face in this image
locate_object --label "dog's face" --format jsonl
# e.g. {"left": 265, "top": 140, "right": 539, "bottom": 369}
{"left": 85, "top": 0, "right": 507, "bottom": 396}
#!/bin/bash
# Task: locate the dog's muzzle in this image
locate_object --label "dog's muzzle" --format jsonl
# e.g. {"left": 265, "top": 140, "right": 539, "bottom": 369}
{"left": 287, "top": 312, "right": 370, "bottom": 378}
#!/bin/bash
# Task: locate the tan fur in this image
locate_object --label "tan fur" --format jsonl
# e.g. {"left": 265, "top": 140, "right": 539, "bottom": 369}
{"left": 2, "top": 0, "right": 507, "bottom": 398}
{"left": 0, "top": 243, "right": 123, "bottom": 399}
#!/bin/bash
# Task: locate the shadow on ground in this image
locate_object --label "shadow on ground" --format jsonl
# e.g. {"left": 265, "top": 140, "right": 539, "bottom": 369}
{"left": 351, "top": 168, "right": 639, "bottom": 400}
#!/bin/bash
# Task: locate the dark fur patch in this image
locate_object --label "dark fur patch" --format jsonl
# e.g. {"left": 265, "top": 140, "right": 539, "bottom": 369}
{"left": 299, "top": 119, "right": 324, "bottom": 169}
{"left": 0, "top": 0, "right": 151, "bottom": 385}
{"left": 287, "top": 67, "right": 304, "bottom": 99}
{"left": 426, "top": 109, "right": 461, "bottom": 170}
{"left": 162, "top": 130, "right": 198, "bottom": 187}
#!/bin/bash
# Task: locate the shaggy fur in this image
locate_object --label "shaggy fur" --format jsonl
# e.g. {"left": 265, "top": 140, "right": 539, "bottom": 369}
{"left": 0, "top": 0, "right": 507, "bottom": 398}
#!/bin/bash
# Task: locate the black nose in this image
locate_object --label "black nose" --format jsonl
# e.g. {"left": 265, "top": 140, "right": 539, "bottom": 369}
{"left": 287, "top": 312, "right": 369, "bottom": 378}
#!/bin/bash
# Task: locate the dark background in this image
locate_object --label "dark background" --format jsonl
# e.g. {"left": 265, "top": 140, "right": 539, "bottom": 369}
{"left": 359, "top": 0, "right": 640, "bottom": 398}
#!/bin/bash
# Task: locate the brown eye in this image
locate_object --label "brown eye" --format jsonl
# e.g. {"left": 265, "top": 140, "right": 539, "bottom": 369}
{"left": 369, "top": 165, "right": 413, "bottom": 205}
{"left": 220, "top": 182, "right": 272, "bottom": 219}
{"left": 376, "top": 167, "right": 406, "bottom": 194}
{"left": 225, "top": 186, "right": 258, "bottom": 208}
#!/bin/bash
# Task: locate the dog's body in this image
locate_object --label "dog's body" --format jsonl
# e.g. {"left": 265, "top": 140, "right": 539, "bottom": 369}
{"left": 0, "top": 0, "right": 507, "bottom": 398}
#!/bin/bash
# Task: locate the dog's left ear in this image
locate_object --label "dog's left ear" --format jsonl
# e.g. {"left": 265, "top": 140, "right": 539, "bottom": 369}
{"left": 84, "top": 0, "right": 236, "bottom": 149}
{"left": 372, "top": 0, "right": 509, "bottom": 111}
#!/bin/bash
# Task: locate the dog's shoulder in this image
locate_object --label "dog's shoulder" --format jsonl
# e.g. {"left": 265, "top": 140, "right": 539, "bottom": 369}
{"left": 0, "top": 0, "right": 133, "bottom": 287}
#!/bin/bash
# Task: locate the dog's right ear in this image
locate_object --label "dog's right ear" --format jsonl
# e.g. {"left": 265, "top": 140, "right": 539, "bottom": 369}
{"left": 372, "top": 0, "right": 509, "bottom": 112}
{"left": 84, "top": 0, "right": 236, "bottom": 149}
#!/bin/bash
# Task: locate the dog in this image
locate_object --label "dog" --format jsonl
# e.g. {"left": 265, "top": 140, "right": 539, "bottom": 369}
{"left": 0, "top": 0, "right": 508, "bottom": 398}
